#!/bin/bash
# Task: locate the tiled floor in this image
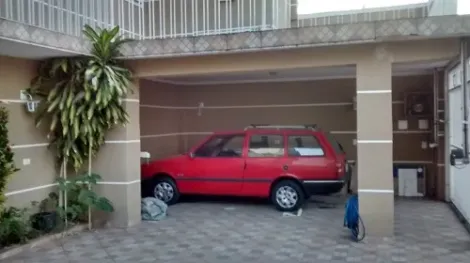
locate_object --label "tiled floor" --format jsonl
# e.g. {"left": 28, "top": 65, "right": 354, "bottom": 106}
{"left": 4, "top": 197, "right": 470, "bottom": 263}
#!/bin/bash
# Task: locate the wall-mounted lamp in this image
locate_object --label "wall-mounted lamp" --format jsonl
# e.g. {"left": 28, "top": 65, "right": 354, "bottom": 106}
{"left": 140, "top": 151, "right": 151, "bottom": 164}
{"left": 20, "top": 90, "right": 39, "bottom": 113}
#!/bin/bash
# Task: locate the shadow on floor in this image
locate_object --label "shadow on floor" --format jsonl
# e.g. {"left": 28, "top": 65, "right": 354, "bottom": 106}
{"left": 178, "top": 194, "right": 348, "bottom": 209}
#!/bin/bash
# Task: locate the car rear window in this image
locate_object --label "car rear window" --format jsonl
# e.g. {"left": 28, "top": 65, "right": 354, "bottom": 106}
{"left": 287, "top": 135, "right": 324, "bottom": 157}
{"left": 325, "top": 133, "right": 345, "bottom": 154}
{"left": 248, "top": 134, "right": 284, "bottom": 157}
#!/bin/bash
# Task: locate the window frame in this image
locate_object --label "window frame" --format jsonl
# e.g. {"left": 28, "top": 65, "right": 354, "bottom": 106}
{"left": 286, "top": 134, "right": 326, "bottom": 158}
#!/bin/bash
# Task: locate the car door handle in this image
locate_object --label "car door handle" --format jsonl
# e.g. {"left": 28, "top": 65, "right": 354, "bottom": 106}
{"left": 283, "top": 165, "right": 288, "bottom": 171}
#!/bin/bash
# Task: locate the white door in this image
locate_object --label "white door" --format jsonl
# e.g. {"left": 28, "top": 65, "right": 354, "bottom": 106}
{"left": 447, "top": 60, "right": 470, "bottom": 224}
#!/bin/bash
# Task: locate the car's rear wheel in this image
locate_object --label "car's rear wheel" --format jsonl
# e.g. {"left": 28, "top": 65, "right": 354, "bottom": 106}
{"left": 271, "top": 180, "right": 305, "bottom": 212}
{"left": 149, "top": 177, "right": 180, "bottom": 205}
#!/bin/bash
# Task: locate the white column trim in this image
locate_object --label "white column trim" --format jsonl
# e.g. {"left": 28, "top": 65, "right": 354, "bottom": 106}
{"left": 123, "top": 98, "right": 140, "bottom": 103}
{"left": 358, "top": 189, "right": 394, "bottom": 194}
{"left": 105, "top": 140, "right": 141, "bottom": 144}
{"left": 11, "top": 143, "right": 49, "bottom": 149}
{"left": 5, "top": 183, "right": 58, "bottom": 197}
{"left": 97, "top": 179, "right": 141, "bottom": 185}
{"left": 10, "top": 140, "right": 140, "bottom": 149}
{"left": 356, "top": 140, "right": 393, "bottom": 143}
{"left": 5, "top": 180, "right": 142, "bottom": 196}
{"left": 357, "top": 90, "right": 392, "bottom": 94}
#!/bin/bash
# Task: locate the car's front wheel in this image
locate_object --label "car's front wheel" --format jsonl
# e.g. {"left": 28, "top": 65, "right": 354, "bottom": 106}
{"left": 149, "top": 177, "right": 180, "bottom": 205}
{"left": 271, "top": 180, "right": 305, "bottom": 212}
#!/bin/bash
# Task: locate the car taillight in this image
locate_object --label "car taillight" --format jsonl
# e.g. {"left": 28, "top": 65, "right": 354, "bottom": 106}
{"left": 336, "top": 162, "right": 344, "bottom": 176}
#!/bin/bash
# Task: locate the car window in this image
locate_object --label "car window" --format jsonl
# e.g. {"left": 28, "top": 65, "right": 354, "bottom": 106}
{"left": 217, "top": 135, "right": 245, "bottom": 157}
{"left": 325, "top": 133, "right": 344, "bottom": 154}
{"left": 287, "top": 135, "right": 324, "bottom": 157}
{"left": 248, "top": 135, "right": 284, "bottom": 157}
{"left": 193, "top": 135, "right": 245, "bottom": 157}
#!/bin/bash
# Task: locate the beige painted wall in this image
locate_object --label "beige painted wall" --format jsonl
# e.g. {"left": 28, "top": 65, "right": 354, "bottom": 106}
{"left": 139, "top": 74, "right": 442, "bottom": 197}
{"left": 1, "top": 55, "right": 142, "bottom": 227}
{"left": 0, "top": 56, "right": 57, "bottom": 208}
{"left": 130, "top": 39, "right": 459, "bottom": 78}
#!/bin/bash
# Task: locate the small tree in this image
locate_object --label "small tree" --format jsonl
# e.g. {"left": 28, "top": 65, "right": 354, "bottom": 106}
{"left": 0, "top": 107, "right": 19, "bottom": 209}
{"left": 29, "top": 25, "right": 133, "bottom": 229}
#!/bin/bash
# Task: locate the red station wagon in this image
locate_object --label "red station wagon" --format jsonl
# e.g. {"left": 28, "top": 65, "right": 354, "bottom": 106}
{"left": 141, "top": 125, "right": 351, "bottom": 211}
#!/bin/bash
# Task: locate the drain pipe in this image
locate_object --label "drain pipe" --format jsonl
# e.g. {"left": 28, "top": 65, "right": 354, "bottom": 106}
{"left": 432, "top": 68, "right": 439, "bottom": 145}
{"left": 461, "top": 38, "right": 469, "bottom": 160}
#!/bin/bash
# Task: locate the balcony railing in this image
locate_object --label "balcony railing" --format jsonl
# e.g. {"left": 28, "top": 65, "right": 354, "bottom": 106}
{"left": 0, "top": 0, "right": 143, "bottom": 39}
{"left": 0, "top": 0, "right": 462, "bottom": 40}
{"left": 0, "top": 0, "right": 292, "bottom": 39}
{"left": 294, "top": 0, "right": 460, "bottom": 28}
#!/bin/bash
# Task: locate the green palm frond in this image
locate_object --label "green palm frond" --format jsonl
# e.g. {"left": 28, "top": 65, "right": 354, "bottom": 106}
{"left": 30, "top": 25, "right": 133, "bottom": 171}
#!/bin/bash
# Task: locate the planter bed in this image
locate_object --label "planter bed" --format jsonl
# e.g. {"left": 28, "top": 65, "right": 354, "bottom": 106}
{"left": 0, "top": 224, "right": 86, "bottom": 260}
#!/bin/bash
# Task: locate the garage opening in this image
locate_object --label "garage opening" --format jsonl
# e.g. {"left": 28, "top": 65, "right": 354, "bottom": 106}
{"left": 139, "top": 62, "right": 448, "bottom": 201}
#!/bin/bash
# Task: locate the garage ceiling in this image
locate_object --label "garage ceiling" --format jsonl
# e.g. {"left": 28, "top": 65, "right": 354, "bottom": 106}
{"left": 149, "top": 59, "right": 450, "bottom": 85}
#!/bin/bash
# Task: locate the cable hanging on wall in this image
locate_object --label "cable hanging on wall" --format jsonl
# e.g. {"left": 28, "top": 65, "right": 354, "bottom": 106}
{"left": 197, "top": 102, "right": 204, "bottom": 116}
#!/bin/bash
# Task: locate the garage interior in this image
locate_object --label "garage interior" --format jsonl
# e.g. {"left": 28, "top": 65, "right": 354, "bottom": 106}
{"left": 139, "top": 61, "right": 448, "bottom": 201}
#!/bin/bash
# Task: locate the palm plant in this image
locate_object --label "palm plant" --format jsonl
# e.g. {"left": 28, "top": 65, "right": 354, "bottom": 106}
{"left": 30, "top": 25, "right": 133, "bottom": 170}
{"left": 29, "top": 25, "right": 133, "bottom": 229}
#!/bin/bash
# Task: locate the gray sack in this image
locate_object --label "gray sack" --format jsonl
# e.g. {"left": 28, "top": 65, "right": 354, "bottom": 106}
{"left": 141, "top": 197, "right": 168, "bottom": 221}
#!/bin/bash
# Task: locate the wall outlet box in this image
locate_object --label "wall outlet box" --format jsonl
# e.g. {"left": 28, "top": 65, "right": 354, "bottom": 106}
{"left": 22, "top": 158, "right": 31, "bottom": 166}
{"left": 418, "top": 119, "right": 429, "bottom": 130}
{"left": 421, "top": 141, "right": 428, "bottom": 149}
{"left": 398, "top": 120, "right": 408, "bottom": 130}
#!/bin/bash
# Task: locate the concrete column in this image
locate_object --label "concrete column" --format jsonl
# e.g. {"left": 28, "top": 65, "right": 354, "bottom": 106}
{"left": 92, "top": 81, "right": 141, "bottom": 227}
{"left": 356, "top": 52, "right": 394, "bottom": 236}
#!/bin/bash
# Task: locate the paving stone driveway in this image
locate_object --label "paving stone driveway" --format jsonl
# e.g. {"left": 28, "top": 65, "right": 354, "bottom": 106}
{"left": 5, "top": 197, "right": 470, "bottom": 263}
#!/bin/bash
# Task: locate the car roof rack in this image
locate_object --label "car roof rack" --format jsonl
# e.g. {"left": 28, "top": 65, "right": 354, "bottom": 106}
{"left": 244, "top": 124, "right": 319, "bottom": 131}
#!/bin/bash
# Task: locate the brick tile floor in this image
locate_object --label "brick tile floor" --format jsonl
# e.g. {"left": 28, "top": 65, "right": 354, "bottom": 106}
{"left": 4, "top": 197, "right": 470, "bottom": 263}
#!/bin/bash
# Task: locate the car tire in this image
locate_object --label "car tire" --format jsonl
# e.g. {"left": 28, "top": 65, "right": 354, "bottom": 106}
{"left": 148, "top": 177, "right": 180, "bottom": 205}
{"left": 271, "top": 180, "right": 305, "bottom": 212}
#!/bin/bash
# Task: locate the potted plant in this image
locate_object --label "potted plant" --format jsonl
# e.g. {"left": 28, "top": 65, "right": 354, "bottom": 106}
{"left": 30, "top": 192, "right": 59, "bottom": 233}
